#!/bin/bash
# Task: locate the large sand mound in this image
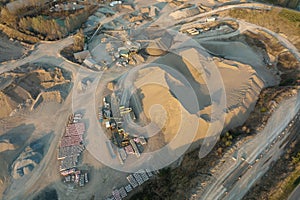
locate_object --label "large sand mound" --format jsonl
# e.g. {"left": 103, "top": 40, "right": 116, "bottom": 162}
{"left": 132, "top": 49, "right": 278, "bottom": 149}
{"left": 0, "top": 92, "right": 17, "bottom": 118}
{"left": 0, "top": 63, "right": 72, "bottom": 118}
{"left": 135, "top": 66, "right": 208, "bottom": 146}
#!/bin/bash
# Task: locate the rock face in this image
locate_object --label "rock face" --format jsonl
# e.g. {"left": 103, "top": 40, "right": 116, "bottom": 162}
{"left": 0, "top": 63, "right": 72, "bottom": 118}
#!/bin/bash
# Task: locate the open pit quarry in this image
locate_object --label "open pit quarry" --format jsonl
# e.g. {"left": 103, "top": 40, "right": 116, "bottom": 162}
{"left": 0, "top": 0, "right": 299, "bottom": 199}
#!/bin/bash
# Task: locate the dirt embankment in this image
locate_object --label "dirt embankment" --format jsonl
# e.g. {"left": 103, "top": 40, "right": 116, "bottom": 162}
{"left": 219, "top": 30, "right": 300, "bottom": 87}
{"left": 220, "top": 7, "right": 300, "bottom": 50}
{"left": 0, "top": 32, "right": 28, "bottom": 63}
{"left": 0, "top": 63, "right": 72, "bottom": 118}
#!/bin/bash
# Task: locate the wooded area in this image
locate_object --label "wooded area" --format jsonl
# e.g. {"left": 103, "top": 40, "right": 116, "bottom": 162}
{"left": 0, "top": 2, "right": 96, "bottom": 41}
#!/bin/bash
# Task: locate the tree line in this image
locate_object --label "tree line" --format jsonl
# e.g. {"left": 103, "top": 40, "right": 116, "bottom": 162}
{"left": 0, "top": 5, "right": 96, "bottom": 41}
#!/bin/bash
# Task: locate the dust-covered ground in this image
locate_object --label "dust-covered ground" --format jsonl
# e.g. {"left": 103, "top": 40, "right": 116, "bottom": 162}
{"left": 0, "top": 32, "right": 27, "bottom": 63}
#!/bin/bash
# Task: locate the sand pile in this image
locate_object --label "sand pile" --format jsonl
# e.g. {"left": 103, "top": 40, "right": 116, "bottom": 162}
{"left": 0, "top": 139, "right": 16, "bottom": 153}
{"left": 169, "top": 5, "right": 200, "bottom": 20}
{"left": 0, "top": 92, "right": 17, "bottom": 118}
{"left": 214, "top": 58, "right": 269, "bottom": 128}
{"left": 0, "top": 63, "right": 72, "bottom": 118}
{"left": 135, "top": 66, "right": 208, "bottom": 147}
{"left": 31, "top": 91, "right": 63, "bottom": 110}
{"left": 130, "top": 47, "right": 278, "bottom": 149}
{"left": 145, "top": 31, "right": 174, "bottom": 56}
{"left": 200, "top": 41, "right": 265, "bottom": 68}
{"left": 139, "top": 5, "right": 160, "bottom": 17}
{"left": 0, "top": 124, "right": 36, "bottom": 199}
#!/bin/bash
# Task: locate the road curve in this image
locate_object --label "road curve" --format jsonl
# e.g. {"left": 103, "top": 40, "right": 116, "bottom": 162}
{"left": 288, "top": 184, "right": 300, "bottom": 200}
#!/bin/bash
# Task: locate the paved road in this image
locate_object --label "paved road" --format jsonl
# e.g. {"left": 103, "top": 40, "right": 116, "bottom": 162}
{"left": 200, "top": 93, "right": 300, "bottom": 200}
{"left": 288, "top": 184, "right": 300, "bottom": 200}
{"left": 224, "top": 105, "right": 300, "bottom": 200}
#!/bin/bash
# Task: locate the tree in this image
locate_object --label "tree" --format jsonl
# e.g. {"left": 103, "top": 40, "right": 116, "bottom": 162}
{"left": 0, "top": 7, "right": 17, "bottom": 28}
{"left": 73, "top": 29, "right": 85, "bottom": 52}
{"left": 64, "top": 16, "right": 72, "bottom": 33}
{"left": 292, "top": 152, "right": 300, "bottom": 164}
{"left": 19, "top": 17, "right": 31, "bottom": 31}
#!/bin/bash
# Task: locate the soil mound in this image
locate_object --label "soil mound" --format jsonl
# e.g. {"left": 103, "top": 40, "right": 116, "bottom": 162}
{"left": 0, "top": 63, "right": 72, "bottom": 118}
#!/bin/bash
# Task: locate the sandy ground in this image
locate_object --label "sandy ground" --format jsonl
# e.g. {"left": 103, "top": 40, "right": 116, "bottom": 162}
{"left": 0, "top": 35, "right": 77, "bottom": 199}
{"left": 0, "top": 101, "right": 66, "bottom": 199}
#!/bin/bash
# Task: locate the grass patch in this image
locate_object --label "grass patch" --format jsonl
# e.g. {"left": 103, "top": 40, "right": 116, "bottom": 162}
{"left": 279, "top": 8, "right": 300, "bottom": 23}
{"left": 225, "top": 7, "right": 300, "bottom": 49}
{"left": 270, "top": 165, "right": 300, "bottom": 200}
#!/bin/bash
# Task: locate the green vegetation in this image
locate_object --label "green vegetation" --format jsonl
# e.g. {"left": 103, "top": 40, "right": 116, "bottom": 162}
{"left": 292, "top": 152, "right": 300, "bottom": 164}
{"left": 260, "top": 107, "right": 267, "bottom": 112}
{"left": 18, "top": 16, "right": 65, "bottom": 40}
{"left": 227, "top": 7, "right": 300, "bottom": 49}
{"left": 17, "top": 8, "right": 94, "bottom": 40}
{"left": 0, "top": 3, "right": 97, "bottom": 42}
{"left": 260, "top": 0, "right": 300, "bottom": 9}
{"left": 279, "top": 8, "right": 300, "bottom": 23}
{"left": 270, "top": 165, "right": 300, "bottom": 200}
{"left": 60, "top": 30, "right": 85, "bottom": 64}
{"left": 221, "top": 131, "right": 234, "bottom": 147}
{"left": 0, "top": 7, "right": 17, "bottom": 28}
{"left": 73, "top": 30, "right": 85, "bottom": 52}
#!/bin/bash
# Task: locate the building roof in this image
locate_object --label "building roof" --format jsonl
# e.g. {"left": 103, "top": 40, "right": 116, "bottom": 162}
{"left": 74, "top": 50, "right": 90, "bottom": 61}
